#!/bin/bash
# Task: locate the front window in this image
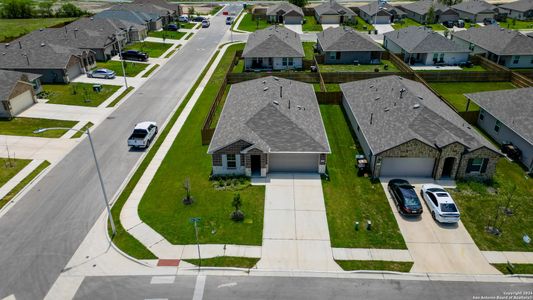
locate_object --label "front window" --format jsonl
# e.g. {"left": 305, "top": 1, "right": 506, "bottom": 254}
{"left": 282, "top": 57, "right": 288, "bottom": 66}
{"left": 226, "top": 154, "right": 236, "bottom": 169}
{"left": 439, "top": 53, "right": 444, "bottom": 62}
{"left": 513, "top": 56, "right": 519, "bottom": 64}
{"left": 479, "top": 111, "right": 484, "bottom": 121}
{"left": 329, "top": 52, "right": 336, "bottom": 60}
{"left": 466, "top": 158, "right": 487, "bottom": 173}
{"left": 288, "top": 57, "right": 294, "bottom": 66}
{"left": 494, "top": 120, "right": 501, "bottom": 132}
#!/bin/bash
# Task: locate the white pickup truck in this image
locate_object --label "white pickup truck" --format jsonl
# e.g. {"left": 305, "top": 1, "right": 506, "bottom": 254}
{"left": 127, "top": 122, "right": 158, "bottom": 148}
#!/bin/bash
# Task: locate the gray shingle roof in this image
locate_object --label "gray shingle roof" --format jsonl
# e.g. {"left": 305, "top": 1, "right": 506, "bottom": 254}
{"left": 110, "top": 2, "right": 173, "bottom": 16}
{"left": 242, "top": 26, "right": 304, "bottom": 58}
{"left": 314, "top": 1, "right": 356, "bottom": 16}
{"left": 499, "top": 0, "right": 533, "bottom": 12}
{"left": 401, "top": 0, "right": 449, "bottom": 15}
{"left": 452, "top": 25, "right": 533, "bottom": 55}
{"left": 340, "top": 75, "right": 498, "bottom": 155}
{"left": 131, "top": 0, "right": 180, "bottom": 13}
{"left": 451, "top": 0, "right": 496, "bottom": 14}
{"left": 317, "top": 26, "right": 384, "bottom": 52}
{"left": 0, "top": 70, "right": 28, "bottom": 101}
{"left": 358, "top": 2, "right": 406, "bottom": 17}
{"left": 95, "top": 9, "right": 159, "bottom": 26}
{"left": 266, "top": 2, "right": 304, "bottom": 17}
{"left": 385, "top": 26, "right": 469, "bottom": 53}
{"left": 465, "top": 88, "right": 533, "bottom": 144}
{"left": 208, "top": 76, "right": 330, "bottom": 154}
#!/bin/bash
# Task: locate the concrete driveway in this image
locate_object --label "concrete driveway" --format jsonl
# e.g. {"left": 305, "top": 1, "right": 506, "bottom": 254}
{"left": 257, "top": 173, "right": 340, "bottom": 272}
{"left": 374, "top": 24, "right": 394, "bottom": 34}
{"left": 284, "top": 24, "right": 303, "bottom": 34}
{"left": 381, "top": 178, "right": 500, "bottom": 275}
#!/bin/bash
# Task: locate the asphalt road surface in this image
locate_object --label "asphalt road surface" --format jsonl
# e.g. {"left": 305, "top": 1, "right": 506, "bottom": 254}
{"left": 0, "top": 5, "right": 242, "bottom": 299}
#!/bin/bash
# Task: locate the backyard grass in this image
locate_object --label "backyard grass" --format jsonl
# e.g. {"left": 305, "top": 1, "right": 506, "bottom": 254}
{"left": 232, "top": 59, "right": 244, "bottom": 73}
{"left": 96, "top": 61, "right": 149, "bottom": 77}
{"left": 429, "top": 81, "right": 516, "bottom": 112}
{"left": 392, "top": 18, "right": 446, "bottom": 30}
{"left": 148, "top": 30, "right": 187, "bottom": 40}
{"left": 125, "top": 41, "right": 173, "bottom": 58}
{"left": 492, "top": 263, "right": 533, "bottom": 275}
{"left": 498, "top": 19, "right": 533, "bottom": 30}
{"left": 0, "top": 159, "right": 31, "bottom": 188}
{"left": 184, "top": 256, "right": 260, "bottom": 268}
{"left": 303, "top": 42, "right": 316, "bottom": 60}
{"left": 348, "top": 16, "right": 375, "bottom": 31}
{"left": 42, "top": 83, "right": 120, "bottom": 107}
{"left": 0, "top": 118, "right": 76, "bottom": 138}
{"left": 451, "top": 159, "right": 533, "bottom": 252}
{"left": 303, "top": 16, "right": 322, "bottom": 32}
{"left": 237, "top": 13, "right": 269, "bottom": 32}
{"left": 318, "top": 59, "right": 400, "bottom": 72}
{"left": 0, "top": 18, "right": 75, "bottom": 42}
{"left": 314, "top": 83, "right": 341, "bottom": 92}
{"left": 0, "top": 160, "right": 50, "bottom": 210}
{"left": 71, "top": 122, "right": 94, "bottom": 139}
{"left": 142, "top": 64, "right": 160, "bottom": 78}
{"left": 336, "top": 260, "right": 413, "bottom": 272}
{"left": 320, "top": 104, "right": 406, "bottom": 249}
{"left": 107, "top": 87, "right": 134, "bottom": 107}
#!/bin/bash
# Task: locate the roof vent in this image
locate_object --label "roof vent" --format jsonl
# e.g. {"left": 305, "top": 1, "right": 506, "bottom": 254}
{"left": 374, "top": 97, "right": 380, "bottom": 101}
{"left": 384, "top": 107, "right": 390, "bottom": 112}
{"left": 263, "top": 87, "right": 269, "bottom": 91}
{"left": 413, "top": 104, "right": 420, "bottom": 109}
{"left": 369, "top": 85, "right": 374, "bottom": 89}
{"left": 40, "top": 42, "right": 45, "bottom": 47}
{"left": 273, "top": 76, "right": 279, "bottom": 81}
{"left": 4, "top": 43, "right": 9, "bottom": 48}
{"left": 273, "top": 101, "right": 279, "bottom": 105}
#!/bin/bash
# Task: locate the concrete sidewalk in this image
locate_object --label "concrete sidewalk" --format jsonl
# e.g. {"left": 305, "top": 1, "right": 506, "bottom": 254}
{"left": 482, "top": 251, "right": 533, "bottom": 264}
{"left": 0, "top": 159, "right": 43, "bottom": 200}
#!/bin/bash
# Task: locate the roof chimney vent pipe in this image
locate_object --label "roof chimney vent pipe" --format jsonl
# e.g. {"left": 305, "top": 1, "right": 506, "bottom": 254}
{"left": 370, "top": 113, "right": 373, "bottom": 125}
{"left": 280, "top": 86, "right": 282, "bottom": 98}
{"left": 399, "top": 88, "right": 406, "bottom": 98}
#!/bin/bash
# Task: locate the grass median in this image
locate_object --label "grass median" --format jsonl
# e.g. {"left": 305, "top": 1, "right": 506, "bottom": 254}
{"left": 0, "top": 160, "right": 50, "bottom": 210}
{"left": 336, "top": 260, "right": 413, "bottom": 272}
{"left": 184, "top": 256, "right": 259, "bottom": 268}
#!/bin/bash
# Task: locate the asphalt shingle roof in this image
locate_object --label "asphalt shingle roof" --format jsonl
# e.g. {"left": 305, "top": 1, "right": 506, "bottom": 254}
{"left": 499, "top": 0, "right": 533, "bottom": 12}
{"left": 208, "top": 76, "right": 330, "bottom": 154}
{"left": 95, "top": 9, "right": 160, "bottom": 26}
{"left": 465, "top": 88, "right": 533, "bottom": 144}
{"left": 401, "top": 0, "right": 449, "bottom": 15}
{"left": 110, "top": 2, "right": 174, "bottom": 16}
{"left": 0, "top": 70, "right": 27, "bottom": 101}
{"left": 314, "top": 1, "right": 356, "bottom": 16}
{"left": 266, "top": 2, "right": 304, "bottom": 17}
{"left": 385, "top": 26, "right": 469, "bottom": 53}
{"left": 242, "top": 26, "right": 304, "bottom": 58}
{"left": 340, "top": 75, "right": 498, "bottom": 155}
{"left": 451, "top": 0, "right": 496, "bottom": 14}
{"left": 452, "top": 25, "right": 533, "bottom": 55}
{"left": 358, "top": 2, "right": 406, "bottom": 17}
{"left": 317, "top": 26, "right": 384, "bottom": 52}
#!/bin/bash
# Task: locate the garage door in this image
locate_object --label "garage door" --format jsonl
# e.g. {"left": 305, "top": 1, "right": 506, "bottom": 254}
{"left": 380, "top": 157, "right": 435, "bottom": 177}
{"left": 269, "top": 153, "right": 319, "bottom": 173}
{"left": 10, "top": 90, "right": 35, "bottom": 115}
{"left": 284, "top": 16, "right": 301, "bottom": 24}
{"left": 320, "top": 15, "right": 340, "bottom": 24}
{"left": 67, "top": 64, "right": 82, "bottom": 81}
{"left": 374, "top": 15, "right": 391, "bottom": 24}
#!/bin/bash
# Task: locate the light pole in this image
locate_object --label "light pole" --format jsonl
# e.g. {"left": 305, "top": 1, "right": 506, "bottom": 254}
{"left": 189, "top": 217, "right": 201, "bottom": 271}
{"left": 33, "top": 127, "right": 117, "bottom": 236}
{"left": 112, "top": 34, "right": 128, "bottom": 89}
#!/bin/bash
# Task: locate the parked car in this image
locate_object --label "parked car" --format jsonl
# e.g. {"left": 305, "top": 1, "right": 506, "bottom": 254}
{"left": 442, "top": 20, "right": 454, "bottom": 28}
{"left": 388, "top": 179, "right": 423, "bottom": 216}
{"left": 127, "top": 122, "right": 158, "bottom": 148}
{"left": 483, "top": 18, "right": 496, "bottom": 25}
{"left": 87, "top": 68, "right": 116, "bottom": 79}
{"left": 166, "top": 23, "right": 179, "bottom": 31}
{"left": 178, "top": 15, "right": 189, "bottom": 22}
{"left": 193, "top": 16, "right": 207, "bottom": 22}
{"left": 455, "top": 20, "right": 465, "bottom": 28}
{"left": 120, "top": 50, "right": 149, "bottom": 62}
{"left": 226, "top": 16, "right": 233, "bottom": 25}
{"left": 501, "top": 142, "right": 522, "bottom": 161}
{"left": 202, "top": 19, "right": 210, "bottom": 28}
{"left": 421, "top": 184, "right": 461, "bottom": 223}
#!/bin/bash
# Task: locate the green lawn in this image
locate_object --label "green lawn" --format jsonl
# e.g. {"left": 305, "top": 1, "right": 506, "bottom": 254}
{"left": 320, "top": 104, "right": 406, "bottom": 249}
{"left": 0, "top": 18, "right": 75, "bottom": 42}
{"left": 138, "top": 43, "right": 266, "bottom": 246}
{"left": 303, "top": 16, "right": 322, "bottom": 32}
{"left": 318, "top": 59, "right": 400, "bottom": 72}
{"left": 347, "top": 16, "right": 375, "bottom": 31}
{"left": 0, "top": 159, "right": 31, "bottom": 188}
{"left": 498, "top": 19, "right": 533, "bottom": 30}
{"left": 42, "top": 83, "right": 120, "bottom": 107}
{"left": 71, "top": 122, "right": 94, "bottom": 139}
{"left": 429, "top": 81, "right": 516, "bottom": 112}
{"left": 124, "top": 41, "right": 173, "bottom": 58}
{"left": 148, "top": 30, "right": 187, "bottom": 40}
{"left": 232, "top": 59, "right": 244, "bottom": 73}
{"left": 392, "top": 18, "right": 446, "bottom": 30}
{"left": 179, "top": 22, "right": 196, "bottom": 29}
{"left": 142, "top": 64, "right": 160, "bottom": 78}
{"left": 303, "top": 42, "right": 316, "bottom": 60}
{"left": 493, "top": 263, "right": 533, "bottom": 275}
{"left": 96, "top": 61, "right": 149, "bottom": 77}
{"left": 314, "top": 83, "right": 341, "bottom": 92}
{"left": 237, "top": 13, "right": 269, "bottom": 32}
{"left": 336, "top": 260, "right": 413, "bottom": 272}
{"left": 0, "top": 160, "right": 50, "bottom": 210}
{"left": 464, "top": 22, "right": 480, "bottom": 28}
{"left": 0, "top": 118, "right": 77, "bottom": 138}
{"left": 184, "top": 256, "right": 260, "bottom": 268}
{"left": 451, "top": 159, "right": 533, "bottom": 252}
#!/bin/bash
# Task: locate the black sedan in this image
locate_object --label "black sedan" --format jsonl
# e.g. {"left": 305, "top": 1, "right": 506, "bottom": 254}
{"left": 388, "top": 179, "right": 423, "bottom": 216}
{"left": 120, "top": 50, "right": 149, "bottom": 62}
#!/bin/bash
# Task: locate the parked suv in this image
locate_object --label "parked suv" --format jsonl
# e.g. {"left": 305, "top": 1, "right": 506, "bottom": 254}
{"left": 388, "top": 179, "right": 423, "bottom": 216}
{"left": 166, "top": 23, "right": 179, "bottom": 31}
{"left": 120, "top": 50, "right": 149, "bottom": 62}
{"left": 202, "top": 19, "right": 210, "bottom": 28}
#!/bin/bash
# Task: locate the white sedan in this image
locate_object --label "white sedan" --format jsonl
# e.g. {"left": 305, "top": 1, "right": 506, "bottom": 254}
{"left": 421, "top": 184, "right": 461, "bottom": 223}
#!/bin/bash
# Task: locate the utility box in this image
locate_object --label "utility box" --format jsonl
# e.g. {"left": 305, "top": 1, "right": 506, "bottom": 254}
{"left": 92, "top": 84, "right": 102, "bottom": 92}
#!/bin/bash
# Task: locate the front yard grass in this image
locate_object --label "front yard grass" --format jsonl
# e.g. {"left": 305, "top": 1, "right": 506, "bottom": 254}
{"left": 348, "top": 16, "right": 375, "bottom": 31}
{"left": 0, "top": 160, "right": 50, "bottom": 210}
{"left": 320, "top": 104, "right": 406, "bottom": 249}
{"left": 303, "top": 16, "right": 322, "bottom": 32}
{"left": 0, "top": 159, "right": 31, "bottom": 188}
{"left": 148, "top": 30, "right": 187, "bottom": 40}
{"left": 138, "top": 43, "right": 266, "bottom": 246}
{"left": 392, "top": 18, "right": 446, "bottom": 30}
{"left": 429, "top": 81, "right": 516, "bottom": 112}
{"left": 303, "top": 42, "right": 316, "bottom": 60}
{"left": 336, "top": 260, "right": 413, "bottom": 272}
{"left": 0, "top": 18, "right": 75, "bottom": 42}
{"left": 492, "top": 263, "right": 533, "bottom": 275}
{"left": 318, "top": 59, "right": 400, "bottom": 72}
{"left": 498, "top": 19, "right": 533, "bottom": 30}
{"left": 96, "top": 61, "right": 149, "bottom": 77}
{"left": 237, "top": 13, "right": 269, "bottom": 32}
{"left": 0, "top": 118, "right": 77, "bottom": 138}
{"left": 184, "top": 256, "right": 260, "bottom": 268}
{"left": 451, "top": 159, "right": 533, "bottom": 252}
{"left": 179, "top": 22, "right": 196, "bottom": 29}
{"left": 124, "top": 41, "right": 173, "bottom": 58}
{"left": 42, "top": 83, "right": 120, "bottom": 107}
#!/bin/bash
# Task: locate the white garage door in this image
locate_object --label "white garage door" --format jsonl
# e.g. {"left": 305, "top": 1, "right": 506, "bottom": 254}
{"left": 374, "top": 15, "right": 391, "bottom": 24}
{"left": 67, "top": 64, "right": 82, "bottom": 81}
{"left": 380, "top": 157, "right": 435, "bottom": 177}
{"left": 284, "top": 16, "right": 301, "bottom": 24}
{"left": 10, "top": 90, "right": 35, "bottom": 115}
{"left": 269, "top": 153, "right": 319, "bottom": 173}
{"left": 320, "top": 15, "right": 340, "bottom": 24}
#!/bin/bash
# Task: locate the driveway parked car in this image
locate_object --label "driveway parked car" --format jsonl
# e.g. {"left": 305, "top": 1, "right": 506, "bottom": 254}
{"left": 442, "top": 20, "right": 454, "bottom": 28}
{"left": 166, "top": 24, "right": 179, "bottom": 31}
{"left": 120, "top": 50, "right": 149, "bottom": 62}
{"left": 178, "top": 15, "right": 189, "bottom": 22}
{"left": 193, "top": 16, "right": 207, "bottom": 22}
{"left": 421, "top": 184, "right": 460, "bottom": 223}
{"left": 202, "top": 20, "right": 210, "bottom": 28}
{"left": 388, "top": 179, "right": 423, "bottom": 216}
{"left": 87, "top": 68, "right": 116, "bottom": 79}
{"left": 483, "top": 18, "right": 496, "bottom": 25}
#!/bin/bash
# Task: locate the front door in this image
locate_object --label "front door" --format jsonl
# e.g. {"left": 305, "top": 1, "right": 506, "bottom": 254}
{"left": 441, "top": 157, "right": 455, "bottom": 178}
{"left": 251, "top": 155, "right": 261, "bottom": 176}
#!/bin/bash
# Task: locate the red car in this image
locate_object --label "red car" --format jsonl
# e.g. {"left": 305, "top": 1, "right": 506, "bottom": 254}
{"left": 223, "top": 11, "right": 228, "bottom": 15}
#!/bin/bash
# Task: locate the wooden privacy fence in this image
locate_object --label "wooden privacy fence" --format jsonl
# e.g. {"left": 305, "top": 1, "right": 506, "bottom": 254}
{"left": 316, "top": 92, "right": 343, "bottom": 104}
{"left": 458, "top": 111, "right": 480, "bottom": 125}
{"left": 321, "top": 72, "right": 413, "bottom": 83}
{"left": 227, "top": 72, "right": 321, "bottom": 83}
{"left": 473, "top": 54, "right": 533, "bottom": 87}
{"left": 418, "top": 71, "right": 511, "bottom": 82}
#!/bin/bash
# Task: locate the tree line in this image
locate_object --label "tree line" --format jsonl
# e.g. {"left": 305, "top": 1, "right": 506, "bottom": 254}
{"left": 0, "top": 0, "right": 88, "bottom": 18}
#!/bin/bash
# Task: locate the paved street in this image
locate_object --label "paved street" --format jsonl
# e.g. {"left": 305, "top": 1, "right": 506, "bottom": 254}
{"left": 0, "top": 5, "right": 241, "bottom": 299}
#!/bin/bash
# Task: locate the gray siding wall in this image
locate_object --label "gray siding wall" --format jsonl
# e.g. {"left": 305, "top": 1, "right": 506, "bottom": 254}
{"left": 324, "top": 51, "right": 373, "bottom": 64}
{"left": 342, "top": 96, "right": 373, "bottom": 161}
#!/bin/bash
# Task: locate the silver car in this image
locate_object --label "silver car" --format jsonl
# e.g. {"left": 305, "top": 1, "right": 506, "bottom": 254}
{"left": 87, "top": 68, "right": 116, "bottom": 79}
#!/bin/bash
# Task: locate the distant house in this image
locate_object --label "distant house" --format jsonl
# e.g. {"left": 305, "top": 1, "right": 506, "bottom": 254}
{"left": 314, "top": 1, "right": 356, "bottom": 24}
{"left": 465, "top": 88, "right": 533, "bottom": 173}
{"left": 451, "top": 0, "right": 497, "bottom": 22}
{"left": 384, "top": 26, "right": 470, "bottom": 65}
{"left": 266, "top": 2, "right": 304, "bottom": 24}
{"left": 95, "top": 9, "right": 161, "bottom": 32}
{"left": 317, "top": 27, "right": 384, "bottom": 64}
{"left": 0, "top": 70, "right": 41, "bottom": 118}
{"left": 499, "top": 0, "right": 533, "bottom": 20}
{"left": 400, "top": 0, "right": 459, "bottom": 23}
{"left": 451, "top": 26, "right": 533, "bottom": 68}
{"left": 111, "top": 0, "right": 181, "bottom": 26}
{"left": 341, "top": 75, "right": 501, "bottom": 179}
{"left": 208, "top": 76, "right": 330, "bottom": 176}
{"left": 242, "top": 26, "right": 304, "bottom": 71}
{"left": 358, "top": 2, "right": 407, "bottom": 24}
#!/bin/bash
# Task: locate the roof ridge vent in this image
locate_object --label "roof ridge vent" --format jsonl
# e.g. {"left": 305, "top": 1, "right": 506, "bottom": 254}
{"left": 273, "top": 100, "right": 279, "bottom": 105}
{"left": 273, "top": 76, "right": 279, "bottom": 81}
{"left": 263, "top": 87, "right": 269, "bottom": 91}
{"left": 40, "top": 42, "right": 46, "bottom": 47}
{"left": 384, "top": 107, "right": 390, "bottom": 112}
{"left": 413, "top": 104, "right": 421, "bottom": 109}
{"left": 374, "top": 97, "right": 380, "bottom": 101}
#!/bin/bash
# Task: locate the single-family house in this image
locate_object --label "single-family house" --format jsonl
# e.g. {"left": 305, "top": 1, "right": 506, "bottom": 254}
{"left": 317, "top": 26, "right": 384, "bottom": 64}
{"left": 242, "top": 26, "right": 304, "bottom": 71}
{"left": 95, "top": 9, "right": 161, "bottom": 32}
{"left": 465, "top": 88, "right": 533, "bottom": 172}
{"left": 208, "top": 76, "right": 330, "bottom": 176}
{"left": 314, "top": 1, "right": 356, "bottom": 24}
{"left": 0, "top": 70, "right": 41, "bottom": 118}
{"left": 451, "top": 26, "right": 533, "bottom": 68}
{"left": 384, "top": 26, "right": 470, "bottom": 65}
{"left": 499, "top": 0, "right": 533, "bottom": 20}
{"left": 451, "top": 0, "right": 497, "bottom": 22}
{"left": 109, "top": 2, "right": 174, "bottom": 29}
{"left": 266, "top": 2, "right": 304, "bottom": 24}
{"left": 341, "top": 75, "right": 501, "bottom": 179}
{"left": 400, "top": 0, "right": 459, "bottom": 23}
{"left": 357, "top": 2, "right": 407, "bottom": 24}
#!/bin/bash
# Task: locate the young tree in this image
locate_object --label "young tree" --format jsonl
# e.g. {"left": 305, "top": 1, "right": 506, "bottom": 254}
{"left": 37, "top": 0, "right": 55, "bottom": 17}
{"left": 182, "top": 177, "right": 194, "bottom": 205}
{"left": 0, "top": 0, "right": 35, "bottom": 18}
{"left": 289, "top": 0, "right": 308, "bottom": 8}
{"left": 56, "top": 2, "right": 86, "bottom": 17}
{"left": 230, "top": 193, "right": 244, "bottom": 221}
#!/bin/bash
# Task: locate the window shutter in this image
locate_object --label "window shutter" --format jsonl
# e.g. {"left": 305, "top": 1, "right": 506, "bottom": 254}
{"left": 466, "top": 159, "right": 473, "bottom": 173}
{"left": 480, "top": 158, "right": 489, "bottom": 173}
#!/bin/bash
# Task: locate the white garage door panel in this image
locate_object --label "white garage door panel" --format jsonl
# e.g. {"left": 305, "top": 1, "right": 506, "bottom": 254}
{"left": 375, "top": 15, "right": 391, "bottom": 24}
{"left": 380, "top": 157, "right": 435, "bottom": 177}
{"left": 321, "top": 15, "right": 340, "bottom": 24}
{"left": 284, "top": 16, "right": 301, "bottom": 24}
{"left": 10, "top": 90, "right": 35, "bottom": 115}
{"left": 269, "top": 153, "right": 318, "bottom": 173}
{"left": 67, "top": 64, "right": 82, "bottom": 80}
